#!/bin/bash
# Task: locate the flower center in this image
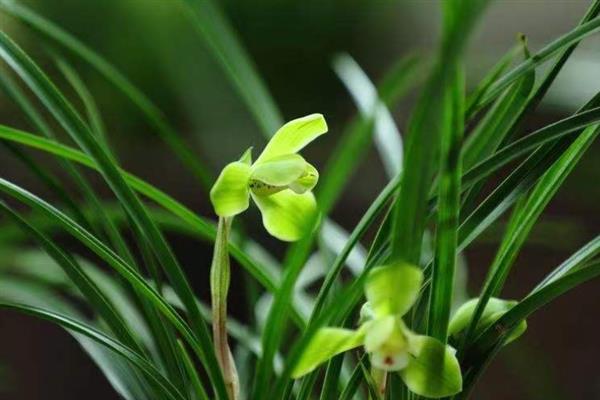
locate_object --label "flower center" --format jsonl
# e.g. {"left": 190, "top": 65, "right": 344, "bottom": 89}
{"left": 248, "top": 179, "right": 286, "bottom": 196}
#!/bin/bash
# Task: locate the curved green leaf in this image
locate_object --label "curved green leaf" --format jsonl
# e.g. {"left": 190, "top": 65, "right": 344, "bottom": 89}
{"left": 0, "top": 302, "right": 187, "bottom": 400}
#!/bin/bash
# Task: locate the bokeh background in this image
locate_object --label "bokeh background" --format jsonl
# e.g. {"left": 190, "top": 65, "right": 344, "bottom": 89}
{"left": 0, "top": 0, "right": 599, "bottom": 399}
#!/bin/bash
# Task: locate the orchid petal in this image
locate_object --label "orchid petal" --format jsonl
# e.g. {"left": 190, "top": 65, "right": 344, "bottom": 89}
{"left": 251, "top": 190, "right": 317, "bottom": 241}
{"left": 365, "top": 262, "right": 423, "bottom": 318}
{"left": 292, "top": 327, "right": 365, "bottom": 378}
{"left": 256, "top": 114, "right": 328, "bottom": 163}
{"left": 210, "top": 161, "right": 251, "bottom": 217}
{"left": 289, "top": 162, "right": 319, "bottom": 194}
{"left": 400, "top": 335, "right": 462, "bottom": 398}
{"left": 448, "top": 297, "right": 527, "bottom": 344}
{"left": 250, "top": 154, "right": 306, "bottom": 186}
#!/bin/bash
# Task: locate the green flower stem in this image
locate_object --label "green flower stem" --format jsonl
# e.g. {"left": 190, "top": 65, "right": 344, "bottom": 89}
{"left": 210, "top": 217, "right": 239, "bottom": 399}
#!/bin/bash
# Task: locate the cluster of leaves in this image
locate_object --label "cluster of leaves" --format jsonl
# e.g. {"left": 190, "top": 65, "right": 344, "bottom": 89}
{"left": 0, "top": 0, "right": 599, "bottom": 399}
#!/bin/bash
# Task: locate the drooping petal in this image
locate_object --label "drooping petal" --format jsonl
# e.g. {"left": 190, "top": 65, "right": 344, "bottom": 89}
{"left": 255, "top": 114, "right": 328, "bottom": 163}
{"left": 289, "top": 162, "right": 319, "bottom": 194}
{"left": 251, "top": 190, "right": 317, "bottom": 241}
{"left": 365, "top": 262, "right": 423, "bottom": 318}
{"left": 292, "top": 327, "right": 365, "bottom": 378}
{"left": 448, "top": 297, "right": 527, "bottom": 344}
{"left": 400, "top": 335, "right": 462, "bottom": 398}
{"left": 210, "top": 161, "right": 251, "bottom": 217}
{"left": 250, "top": 154, "right": 306, "bottom": 186}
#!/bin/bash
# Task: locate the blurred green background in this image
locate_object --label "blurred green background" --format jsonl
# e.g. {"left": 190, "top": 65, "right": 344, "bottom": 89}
{"left": 0, "top": 1, "right": 599, "bottom": 399}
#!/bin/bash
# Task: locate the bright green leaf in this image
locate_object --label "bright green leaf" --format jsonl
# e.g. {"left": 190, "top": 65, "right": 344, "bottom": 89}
{"left": 251, "top": 190, "right": 317, "bottom": 241}
{"left": 292, "top": 327, "right": 365, "bottom": 378}
{"left": 255, "top": 114, "right": 328, "bottom": 163}
{"left": 365, "top": 262, "right": 423, "bottom": 318}
{"left": 400, "top": 335, "right": 462, "bottom": 398}
{"left": 210, "top": 161, "right": 251, "bottom": 217}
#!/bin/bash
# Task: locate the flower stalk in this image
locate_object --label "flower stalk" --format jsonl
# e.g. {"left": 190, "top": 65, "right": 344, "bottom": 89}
{"left": 210, "top": 216, "right": 239, "bottom": 399}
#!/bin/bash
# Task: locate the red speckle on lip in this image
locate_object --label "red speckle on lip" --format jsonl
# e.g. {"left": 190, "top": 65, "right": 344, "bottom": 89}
{"left": 384, "top": 356, "right": 393, "bottom": 365}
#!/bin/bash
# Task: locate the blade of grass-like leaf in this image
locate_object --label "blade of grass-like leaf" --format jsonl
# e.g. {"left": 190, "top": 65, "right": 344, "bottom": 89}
{"left": 462, "top": 0, "right": 600, "bottom": 217}
{"left": 533, "top": 235, "right": 600, "bottom": 291}
{"left": 0, "top": 0, "right": 213, "bottom": 188}
{"left": 427, "top": 67, "right": 464, "bottom": 341}
{"left": 131, "top": 218, "right": 190, "bottom": 390}
{"left": 0, "top": 70, "right": 92, "bottom": 229}
{"left": 0, "top": 177, "right": 217, "bottom": 398}
{"left": 333, "top": 53, "right": 405, "bottom": 177}
{"left": 339, "top": 355, "right": 370, "bottom": 400}
{"left": 390, "top": 0, "right": 489, "bottom": 263}
{"left": 457, "top": 92, "right": 600, "bottom": 252}
{"left": 34, "top": 44, "right": 189, "bottom": 388}
{"left": 473, "top": 15, "right": 600, "bottom": 112}
{"left": 0, "top": 42, "right": 137, "bottom": 268}
{"left": 318, "top": 53, "right": 422, "bottom": 214}
{"left": 462, "top": 49, "right": 534, "bottom": 171}
{"left": 0, "top": 31, "right": 225, "bottom": 394}
{"left": 460, "top": 123, "right": 599, "bottom": 352}
{"left": 311, "top": 176, "right": 400, "bottom": 322}
{"left": 54, "top": 56, "right": 109, "bottom": 147}
{"left": 512, "top": 0, "right": 600, "bottom": 120}
{"left": 0, "top": 276, "right": 152, "bottom": 400}
{"left": 0, "top": 141, "right": 90, "bottom": 227}
{"left": 0, "top": 303, "right": 187, "bottom": 400}
{"left": 0, "top": 201, "right": 147, "bottom": 355}
{"left": 462, "top": 106, "right": 600, "bottom": 190}
{"left": 176, "top": 340, "right": 210, "bottom": 400}
{"left": 177, "top": 0, "right": 283, "bottom": 137}
{"left": 465, "top": 42, "right": 521, "bottom": 119}
{"left": 2, "top": 248, "right": 271, "bottom": 371}
{"left": 0, "top": 123, "right": 278, "bottom": 292}
{"left": 317, "top": 357, "right": 345, "bottom": 400}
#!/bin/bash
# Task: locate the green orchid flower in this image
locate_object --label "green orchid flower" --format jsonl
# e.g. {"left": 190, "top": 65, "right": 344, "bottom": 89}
{"left": 293, "top": 261, "right": 462, "bottom": 399}
{"left": 448, "top": 297, "right": 527, "bottom": 345}
{"left": 210, "top": 113, "right": 328, "bottom": 241}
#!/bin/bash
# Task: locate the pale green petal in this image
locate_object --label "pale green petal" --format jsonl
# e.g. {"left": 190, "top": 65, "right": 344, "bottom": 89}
{"left": 365, "top": 262, "right": 423, "bottom": 318}
{"left": 250, "top": 154, "right": 306, "bottom": 186}
{"left": 209, "top": 161, "right": 251, "bottom": 217}
{"left": 400, "top": 335, "right": 462, "bottom": 398}
{"left": 256, "top": 114, "right": 328, "bottom": 163}
{"left": 363, "top": 316, "right": 395, "bottom": 353}
{"left": 292, "top": 327, "right": 365, "bottom": 378}
{"left": 239, "top": 147, "right": 253, "bottom": 165}
{"left": 448, "top": 297, "right": 526, "bottom": 344}
{"left": 289, "top": 162, "right": 319, "bottom": 194}
{"left": 251, "top": 190, "right": 317, "bottom": 241}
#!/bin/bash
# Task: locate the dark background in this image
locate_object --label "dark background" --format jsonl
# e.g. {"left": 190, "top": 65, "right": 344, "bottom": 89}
{"left": 0, "top": 1, "right": 599, "bottom": 399}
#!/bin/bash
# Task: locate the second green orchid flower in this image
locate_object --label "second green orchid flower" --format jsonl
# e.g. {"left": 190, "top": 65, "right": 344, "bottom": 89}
{"left": 293, "top": 261, "right": 462, "bottom": 399}
{"left": 210, "top": 114, "right": 328, "bottom": 241}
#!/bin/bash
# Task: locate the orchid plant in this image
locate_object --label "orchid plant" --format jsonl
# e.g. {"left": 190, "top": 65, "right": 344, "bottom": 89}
{"left": 208, "top": 114, "right": 328, "bottom": 398}
{"left": 0, "top": 1, "right": 599, "bottom": 400}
